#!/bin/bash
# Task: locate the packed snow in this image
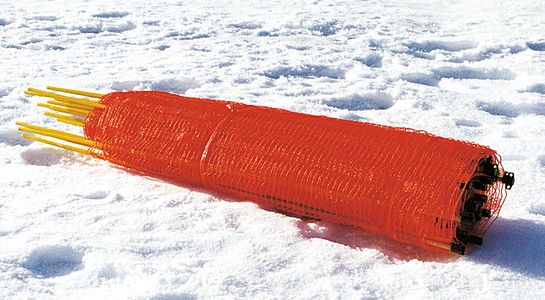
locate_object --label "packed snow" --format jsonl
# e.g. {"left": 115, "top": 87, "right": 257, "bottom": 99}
{"left": 1, "top": 0, "right": 545, "bottom": 298}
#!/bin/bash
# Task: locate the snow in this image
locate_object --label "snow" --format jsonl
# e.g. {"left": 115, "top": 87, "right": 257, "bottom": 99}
{"left": 1, "top": 0, "right": 545, "bottom": 298}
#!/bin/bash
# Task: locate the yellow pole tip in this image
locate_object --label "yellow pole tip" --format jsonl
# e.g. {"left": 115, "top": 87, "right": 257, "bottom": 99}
{"left": 20, "top": 133, "right": 92, "bottom": 155}
{"left": 45, "top": 86, "right": 105, "bottom": 99}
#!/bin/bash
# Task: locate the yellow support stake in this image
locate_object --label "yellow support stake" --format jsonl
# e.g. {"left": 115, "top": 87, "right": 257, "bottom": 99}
{"left": 18, "top": 127, "right": 94, "bottom": 147}
{"left": 27, "top": 88, "right": 105, "bottom": 109}
{"left": 46, "top": 85, "right": 105, "bottom": 99}
{"left": 21, "top": 134, "right": 91, "bottom": 155}
{"left": 44, "top": 111, "right": 83, "bottom": 122}
{"left": 47, "top": 99, "right": 92, "bottom": 111}
{"left": 37, "top": 102, "right": 89, "bottom": 117}
{"left": 424, "top": 239, "right": 452, "bottom": 251}
{"left": 16, "top": 121, "right": 85, "bottom": 138}
{"left": 16, "top": 122, "right": 94, "bottom": 147}
{"left": 24, "top": 90, "right": 44, "bottom": 97}
{"left": 56, "top": 117, "right": 85, "bottom": 127}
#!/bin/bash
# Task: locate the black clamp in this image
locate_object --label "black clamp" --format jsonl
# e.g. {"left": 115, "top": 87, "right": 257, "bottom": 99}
{"left": 460, "top": 212, "right": 476, "bottom": 226}
{"left": 501, "top": 172, "right": 515, "bottom": 190}
{"left": 472, "top": 193, "right": 488, "bottom": 203}
{"left": 456, "top": 229, "right": 483, "bottom": 245}
{"left": 470, "top": 180, "right": 488, "bottom": 191}
{"left": 478, "top": 157, "right": 500, "bottom": 179}
{"left": 450, "top": 243, "right": 466, "bottom": 255}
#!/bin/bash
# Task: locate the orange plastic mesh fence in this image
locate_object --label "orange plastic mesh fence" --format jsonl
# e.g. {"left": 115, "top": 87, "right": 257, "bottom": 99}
{"left": 84, "top": 91, "right": 507, "bottom": 252}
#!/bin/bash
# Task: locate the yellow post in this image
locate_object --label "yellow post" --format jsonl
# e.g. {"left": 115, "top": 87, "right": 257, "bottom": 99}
{"left": 56, "top": 118, "right": 85, "bottom": 127}
{"left": 16, "top": 122, "right": 94, "bottom": 147}
{"left": 424, "top": 239, "right": 452, "bottom": 251}
{"left": 21, "top": 134, "right": 92, "bottom": 155}
{"left": 43, "top": 112, "right": 85, "bottom": 127}
{"left": 47, "top": 99, "right": 93, "bottom": 111}
{"left": 46, "top": 85, "right": 105, "bottom": 99}
{"left": 27, "top": 88, "right": 105, "bottom": 108}
{"left": 37, "top": 102, "right": 89, "bottom": 117}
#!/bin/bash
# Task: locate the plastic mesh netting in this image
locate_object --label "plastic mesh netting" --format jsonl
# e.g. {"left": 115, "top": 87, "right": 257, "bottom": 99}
{"left": 80, "top": 91, "right": 510, "bottom": 253}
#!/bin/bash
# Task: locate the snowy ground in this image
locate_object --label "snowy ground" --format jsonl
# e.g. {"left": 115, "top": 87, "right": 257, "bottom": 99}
{"left": 1, "top": 0, "right": 545, "bottom": 298}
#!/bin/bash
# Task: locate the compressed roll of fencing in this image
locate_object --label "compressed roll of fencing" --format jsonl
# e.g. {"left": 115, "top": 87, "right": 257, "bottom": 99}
{"left": 20, "top": 88, "right": 515, "bottom": 254}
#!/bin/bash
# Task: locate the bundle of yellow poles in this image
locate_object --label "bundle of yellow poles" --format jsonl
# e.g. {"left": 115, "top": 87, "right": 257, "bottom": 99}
{"left": 17, "top": 86, "right": 105, "bottom": 155}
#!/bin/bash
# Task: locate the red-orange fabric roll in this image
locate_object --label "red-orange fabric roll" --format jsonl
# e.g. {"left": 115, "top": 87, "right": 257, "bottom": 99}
{"left": 84, "top": 91, "right": 508, "bottom": 253}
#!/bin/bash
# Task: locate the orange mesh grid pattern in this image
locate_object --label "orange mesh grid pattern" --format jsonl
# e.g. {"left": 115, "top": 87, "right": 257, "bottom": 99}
{"left": 84, "top": 91, "right": 507, "bottom": 251}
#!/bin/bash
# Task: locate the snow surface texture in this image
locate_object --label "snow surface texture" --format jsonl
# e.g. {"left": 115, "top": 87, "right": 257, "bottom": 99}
{"left": 1, "top": 0, "right": 545, "bottom": 298}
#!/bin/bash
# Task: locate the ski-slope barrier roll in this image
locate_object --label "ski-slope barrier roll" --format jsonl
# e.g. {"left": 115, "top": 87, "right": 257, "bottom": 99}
{"left": 17, "top": 86, "right": 515, "bottom": 255}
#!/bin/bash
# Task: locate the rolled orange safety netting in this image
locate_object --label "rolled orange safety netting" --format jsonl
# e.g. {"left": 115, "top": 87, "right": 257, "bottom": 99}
{"left": 17, "top": 86, "right": 515, "bottom": 255}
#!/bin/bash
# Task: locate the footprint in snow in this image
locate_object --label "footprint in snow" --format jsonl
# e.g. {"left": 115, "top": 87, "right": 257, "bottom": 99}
{"left": 0, "top": 128, "right": 33, "bottom": 146}
{"left": 23, "top": 245, "right": 83, "bottom": 278}
{"left": 368, "top": 39, "right": 382, "bottom": 49}
{"left": 401, "top": 66, "right": 516, "bottom": 87}
{"left": 261, "top": 64, "right": 345, "bottom": 80}
{"left": 227, "top": 21, "right": 262, "bottom": 30}
{"left": 476, "top": 101, "right": 521, "bottom": 118}
{"left": 413, "top": 100, "right": 433, "bottom": 110}
{"left": 324, "top": 93, "right": 394, "bottom": 111}
{"left": 502, "top": 131, "right": 518, "bottom": 138}
{"left": 307, "top": 20, "right": 340, "bottom": 36}
{"left": 405, "top": 40, "right": 477, "bottom": 53}
{"left": 76, "top": 23, "right": 103, "bottom": 34}
{"left": 522, "top": 83, "right": 545, "bottom": 95}
{"left": 84, "top": 190, "right": 109, "bottom": 200}
{"left": 111, "top": 78, "right": 199, "bottom": 94}
{"left": 103, "top": 21, "right": 136, "bottom": 33}
{"left": 143, "top": 20, "right": 160, "bottom": 26}
{"left": 476, "top": 101, "right": 545, "bottom": 118}
{"left": 354, "top": 53, "right": 382, "bottom": 68}
{"left": 75, "top": 20, "right": 135, "bottom": 34}
{"left": 0, "top": 18, "right": 13, "bottom": 26}
{"left": 18, "top": 38, "right": 43, "bottom": 46}
{"left": 20, "top": 148, "right": 65, "bottom": 166}
{"left": 28, "top": 15, "right": 58, "bottom": 21}
{"left": 149, "top": 293, "right": 196, "bottom": 300}
{"left": 526, "top": 41, "right": 545, "bottom": 51}
{"left": 0, "top": 88, "right": 11, "bottom": 97}
{"left": 538, "top": 155, "right": 545, "bottom": 168}
{"left": 92, "top": 11, "right": 129, "bottom": 19}
{"left": 448, "top": 44, "right": 526, "bottom": 63}
{"left": 455, "top": 119, "right": 481, "bottom": 127}
{"left": 404, "top": 40, "right": 477, "bottom": 59}
{"left": 433, "top": 66, "right": 516, "bottom": 80}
